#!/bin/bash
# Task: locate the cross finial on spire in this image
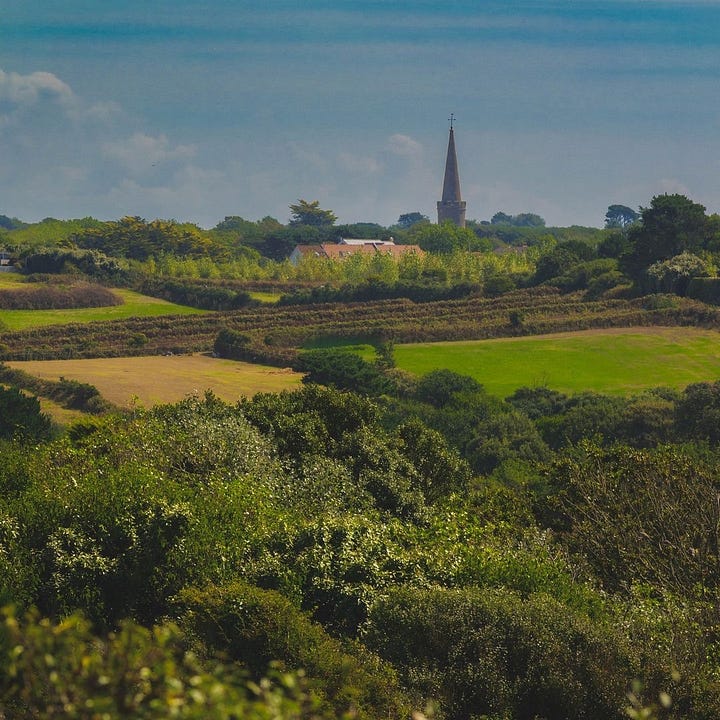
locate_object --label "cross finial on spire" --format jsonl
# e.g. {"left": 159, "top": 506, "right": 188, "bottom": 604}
{"left": 449, "top": 112, "right": 455, "bottom": 130}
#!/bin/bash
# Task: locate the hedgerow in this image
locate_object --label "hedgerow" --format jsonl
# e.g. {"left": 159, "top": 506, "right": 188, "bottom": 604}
{"left": 2, "top": 289, "right": 720, "bottom": 365}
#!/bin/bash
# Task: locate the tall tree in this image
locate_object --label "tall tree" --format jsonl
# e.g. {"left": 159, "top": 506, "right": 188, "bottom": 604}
{"left": 289, "top": 199, "right": 337, "bottom": 227}
{"left": 396, "top": 212, "right": 429, "bottom": 229}
{"left": 491, "top": 212, "right": 545, "bottom": 227}
{"left": 604, "top": 204, "right": 639, "bottom": 229}
{"left": 623, "top": 194, "right": 709, "bottom": 278}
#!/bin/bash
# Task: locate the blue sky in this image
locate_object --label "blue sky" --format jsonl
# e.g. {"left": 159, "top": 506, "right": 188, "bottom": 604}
{"left": 2, "top": 1, "right": 720, "bottom": 228}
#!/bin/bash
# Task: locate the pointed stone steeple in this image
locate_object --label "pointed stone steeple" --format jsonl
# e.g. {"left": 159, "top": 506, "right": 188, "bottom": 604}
{"left": 437, "top": 116, "right": 467, "bottom": 227}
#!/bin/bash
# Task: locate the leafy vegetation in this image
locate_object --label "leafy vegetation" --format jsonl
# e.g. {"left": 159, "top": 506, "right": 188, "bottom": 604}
{"left": 4, "top": 192, "right": 720, "bottom": 718}
{"left": 1, "top": 378, "right": 719, "bottom": 717}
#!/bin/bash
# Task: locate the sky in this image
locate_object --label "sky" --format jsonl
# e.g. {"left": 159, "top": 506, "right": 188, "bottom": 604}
{"left": 1, "top": 1, "right": 720, "bottom": 229}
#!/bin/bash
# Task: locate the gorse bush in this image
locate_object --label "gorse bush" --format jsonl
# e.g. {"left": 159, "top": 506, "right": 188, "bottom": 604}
{"left": 0, "top": 386, "right": 52, "bottom": 442}
{"left": 176, "top": 581, "right": 410, "bottom": 720}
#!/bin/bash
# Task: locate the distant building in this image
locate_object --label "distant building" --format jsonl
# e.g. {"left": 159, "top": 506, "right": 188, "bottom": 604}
{"left": 437, "top": 116, "right": 467, "bottom": 228}
{"left": 339, "top": 237, "right": 395, "bottom": 246}
{"left": 289, "top": 239, "right": 423, "bottom": 265}
{"left": 0, "top": 252, "right": 14, "bottom": 270}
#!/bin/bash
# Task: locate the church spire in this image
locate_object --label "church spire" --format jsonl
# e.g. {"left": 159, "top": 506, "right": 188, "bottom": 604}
{"left": 437, "top": 114, "right": 467, "bottom": 227}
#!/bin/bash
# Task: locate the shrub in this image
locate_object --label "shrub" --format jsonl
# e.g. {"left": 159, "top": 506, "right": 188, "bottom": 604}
{"left": 296, "top": 349, "right": 393, "bottom": 395}
{"left": 0, "top": 282, "right": 122, "bottom": 310}
{"left": 175, "top": 582, "right": 409, "bottom": 720}
{"left": 0, "top": 606, "right": 328, "bottom": 720}
{"left": 365, "top": 586, "right": 636, "bottom": 720}
{"left": 128, "top": 332, "right": 149, "bottom": 348}
{"left": 414, "top": 369, "right": 485, "bottom": 408}
{"left": 0, "top": 386, "right": 51, "bottom": 442}
{"left": 687, "top": 276, "right": 720, "bottom": 305}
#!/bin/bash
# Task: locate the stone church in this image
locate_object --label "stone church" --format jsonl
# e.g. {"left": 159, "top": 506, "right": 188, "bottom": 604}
{"left": 437, "top": 117, "right": 466, "bottom": 228}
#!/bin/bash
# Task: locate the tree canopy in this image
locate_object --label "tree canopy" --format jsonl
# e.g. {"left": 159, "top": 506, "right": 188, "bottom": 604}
{"left": 409, "top": 221, "right": 491, "bottom": 254}
{"left": 396, "top": 212, "right": 429, "bottom": 229}
{"left": 623, "top": 194, "right": 711, "bottom": 280}
{"left": 491, "top": 212, "right": 546, "bottom": 227}
{"left": 289, "top": 199, "right": 337, "bottom": 227}
{"left": 604, "top": 204, "right": 639, "bottom": 229}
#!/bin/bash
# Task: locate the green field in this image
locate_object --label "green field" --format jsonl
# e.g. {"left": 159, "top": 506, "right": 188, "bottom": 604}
{"left": 391, "top": 327, "right": 720, "bottom": 397}
{"left": 0, "top": 288, "right": 205, "bottom": 331}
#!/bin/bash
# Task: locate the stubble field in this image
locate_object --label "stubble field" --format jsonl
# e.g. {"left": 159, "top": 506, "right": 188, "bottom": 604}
{"left": 7, "top": 354, "right": 303, "bottom": 408}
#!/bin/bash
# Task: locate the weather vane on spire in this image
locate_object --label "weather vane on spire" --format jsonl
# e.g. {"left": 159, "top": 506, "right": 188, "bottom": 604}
{"left": 449, "top": 112, "right": 455, "bottom": 130}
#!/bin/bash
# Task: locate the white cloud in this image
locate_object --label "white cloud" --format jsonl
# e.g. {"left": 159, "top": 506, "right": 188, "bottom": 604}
{"left": 0, "top": 69, "right": 73, "bottom": 106}
{"left": 102, "top": 133, "right": 196, "bottom": 174}
{"left": 82, "top": 100, "right": 123, "bottom": 122}
{"left": 387, "top": 134, "right": 424, "bottom": 162}
{"left": 337, "top": 151, "right": 382, "bottom": 175}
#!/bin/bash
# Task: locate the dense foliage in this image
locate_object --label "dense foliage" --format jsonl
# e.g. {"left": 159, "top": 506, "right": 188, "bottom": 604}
{"left": 2, "top": 375, "right": 720, "bottom": 717}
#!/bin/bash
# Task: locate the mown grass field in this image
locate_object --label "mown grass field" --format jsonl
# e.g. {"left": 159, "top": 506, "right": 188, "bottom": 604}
{"left": 0, "top": 287, "right": 205, "bottom": 331}
{"left": 392, "top": 327, "right": 720, "bottom": 396}
{"left": 7, "top": 354, "right": 303, "bottom": 408}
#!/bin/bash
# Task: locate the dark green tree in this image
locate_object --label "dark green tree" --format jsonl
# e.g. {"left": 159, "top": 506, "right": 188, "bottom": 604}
{"left": 0, "top": 386, "right": 51, "bottom": 441}
{"left": 623, "top": 194, "right": 709, "bottom": 279}
{"left": 414, "top": 369, "right": 484, "bottom": 408}
{"left": 409, "top": 221, "right": 490, "bottom": 254}
{"left": 675, "top": 381, "right": 720, "bottom": 443}
{"left": 597, "top": 230, "right": 631, "bottom": 258}
{"left": 491, "top": 212, "right": 545, "bottom": 227}
{"left": 604, "top": 204, "right": 639, "bottom": 229}
{"left": 289, "top": 199, "right": 337, "bottom": 227}
{"left": 396, "top": 212, "right": 429, "bottom": 229}
{"left": 513, "top": 212, "right": 546, "bottom": 227}
{"left": 491, "top": 211, "right": 514, "bottom": 225}
{"left": 296, "top": 349, "right": 392, "bottom": 395}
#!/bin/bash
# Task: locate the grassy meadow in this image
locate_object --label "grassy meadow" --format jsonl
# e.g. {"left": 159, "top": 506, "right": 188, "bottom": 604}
{"left": 8, "top": 354, "right": 303, "bottom": 408}
{"left": 0, "top": 287, "right": 205, "bottom": 331}
{"left": 391, "top": 327, "right": 720, "bottom": 396}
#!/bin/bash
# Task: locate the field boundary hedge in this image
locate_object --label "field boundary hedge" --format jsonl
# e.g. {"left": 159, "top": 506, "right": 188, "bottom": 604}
{"left": 0, "top": 363, "right": 114, "bottom": 413}
{"left": 1, "top": 288, "right": 719, "bottom": 366}
{"left": 0, "top": 282, "right": 122, "bottom": 310}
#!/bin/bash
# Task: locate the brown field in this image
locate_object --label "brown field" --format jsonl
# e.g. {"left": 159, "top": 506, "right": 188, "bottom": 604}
{"left": 8, "top": 354, "right": 303, "bottom": 408}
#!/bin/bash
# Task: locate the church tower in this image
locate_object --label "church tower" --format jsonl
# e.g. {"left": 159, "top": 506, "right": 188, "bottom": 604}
{"left": 437, "top": 115, "right": 466, "bottom": 227}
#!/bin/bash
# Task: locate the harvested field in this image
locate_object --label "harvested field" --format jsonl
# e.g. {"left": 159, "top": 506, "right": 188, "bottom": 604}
{"left": 8, "top": 354, "right": 303, "bottom": 408}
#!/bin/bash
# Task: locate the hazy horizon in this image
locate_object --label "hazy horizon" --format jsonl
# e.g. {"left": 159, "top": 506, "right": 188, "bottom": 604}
{"left": 2, "top": 1, "right": 720, "bottom": 229}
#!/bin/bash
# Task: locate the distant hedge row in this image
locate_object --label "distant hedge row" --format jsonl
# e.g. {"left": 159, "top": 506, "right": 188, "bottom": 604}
{"left": 137, "top": 277, "right": 257, "bottom": 311}
{"left": 0, "top": 282, "right": 122, "bottom": 310}
{"left": 277, "top": 280, "right": 482, "bottom": 305}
